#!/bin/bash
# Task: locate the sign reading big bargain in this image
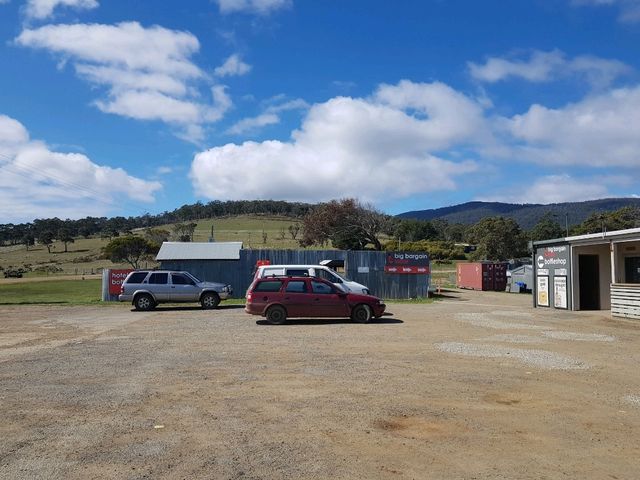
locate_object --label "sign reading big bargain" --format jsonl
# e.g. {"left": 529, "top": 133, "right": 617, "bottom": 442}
{"left": 385, "top": 252, "right": 430, "bottom": 274}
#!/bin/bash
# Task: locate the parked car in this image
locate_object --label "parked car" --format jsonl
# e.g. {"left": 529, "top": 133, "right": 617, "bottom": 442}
{"left": 119, "top": 270, "right": 233, "bottom": 311}
{"left": 253, "top": 264, "right": 370, "bottom": 294}
{"left": 245, "top": 276, "right": 385, "bottom": 324}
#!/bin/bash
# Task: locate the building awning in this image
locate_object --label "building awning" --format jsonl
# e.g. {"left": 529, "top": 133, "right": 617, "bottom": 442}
{"left": 156, "top": 242, "right": 243, "bottom": 261}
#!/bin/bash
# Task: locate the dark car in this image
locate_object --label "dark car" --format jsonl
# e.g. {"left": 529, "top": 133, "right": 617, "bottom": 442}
{"left": 245, "top": 276, "right": 385, "bottom": 324}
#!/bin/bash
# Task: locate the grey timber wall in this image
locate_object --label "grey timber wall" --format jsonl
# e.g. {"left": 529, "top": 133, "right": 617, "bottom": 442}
{"left": 160, "top": 249, "right": 430, "bottom": 299}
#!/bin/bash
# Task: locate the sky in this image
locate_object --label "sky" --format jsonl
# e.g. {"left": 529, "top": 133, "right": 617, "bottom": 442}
{"left": 1, "top": 0, "right": 639, "bottom": 223}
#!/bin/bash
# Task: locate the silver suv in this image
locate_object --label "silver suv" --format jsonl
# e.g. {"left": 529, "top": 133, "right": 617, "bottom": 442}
{"left": 119, "top": 270, "right": 233, "bottom": 311}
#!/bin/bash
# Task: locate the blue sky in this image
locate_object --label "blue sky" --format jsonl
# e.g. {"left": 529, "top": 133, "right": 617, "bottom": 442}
{"left": 1, "top": 0, "right": 639, "bottom": 223}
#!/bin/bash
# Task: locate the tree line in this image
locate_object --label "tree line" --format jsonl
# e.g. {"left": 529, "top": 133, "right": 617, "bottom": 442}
{"left": 3, "top": 197, "right": 639, "bottom": 265}
{"left": 298, "top": 200, "right": 640, "bottom": 261}
{"left": 0, "top": 200, "right": 313, "bottom": 248}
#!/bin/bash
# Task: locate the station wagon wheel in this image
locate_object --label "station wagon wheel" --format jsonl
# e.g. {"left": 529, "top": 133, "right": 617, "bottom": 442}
{"left": 266, "top": 305, "right": 287, "bottom": 325}
{"left": 351, "top": 304, "right": 372, "bottom": 323}
{"left": 201, "top": 292, "right": 220, "bottom": 309}
{"left": 134, "top": 293, "right": 155, "bottom": 311}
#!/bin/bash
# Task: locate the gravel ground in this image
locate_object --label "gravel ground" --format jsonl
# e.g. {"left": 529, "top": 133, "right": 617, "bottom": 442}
{"left": 1, "top": 290, "right": 640, "bottom": 479}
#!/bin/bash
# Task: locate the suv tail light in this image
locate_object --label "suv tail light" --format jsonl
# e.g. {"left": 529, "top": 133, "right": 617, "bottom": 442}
{"left": 246, "top": 292, "right": 252, "bottom": 302}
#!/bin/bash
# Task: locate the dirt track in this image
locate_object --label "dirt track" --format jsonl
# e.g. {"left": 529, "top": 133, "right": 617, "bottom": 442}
{"left": 1, "top": 290, "right": 639, "bottom": 479}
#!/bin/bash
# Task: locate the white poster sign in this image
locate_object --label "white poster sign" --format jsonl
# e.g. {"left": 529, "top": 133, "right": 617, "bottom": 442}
{"left": 537, "top": 276, "right": 549, "bottom": 307}
{"left": 554, "top": 276, "right": 568, "bottom": 309}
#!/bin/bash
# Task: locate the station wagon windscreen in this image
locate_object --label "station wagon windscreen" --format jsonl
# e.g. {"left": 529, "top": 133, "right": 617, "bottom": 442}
{"left": 317, "top": 269, "right": 345, "bottom": 283}
{"left": 254, "top": 280, "right": 283, "bottom": 292}
{"left": 311, "top": 281, "right": 334, "bottom": 294}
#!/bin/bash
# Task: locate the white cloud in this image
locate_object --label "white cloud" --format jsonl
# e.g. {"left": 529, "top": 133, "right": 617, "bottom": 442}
{"left": 505, "top": 86, "right": 640, "bottom": 167}
{"left": 478, "top": 174, "right": 611, "bottom": 204}
{"left": 469, "top": 49, "right": 631, "bottom": 88}
{"left": 226, "top": 113, "right": 279, "bottom": 134}
{"left": 216, "top": 0, "right": 291, "bottom": 15}
{"left": 227, "top": 97, "right": 308, "bottom": 134}
{"left": 15, "top": 22, "right": 231, "bottom": 142}
{"left": 214, "top": 54, "right": 252, "bottom": 77}
{"left": 191, "top": 80, "right": 482, "bottom": 205}
{"left": 572, "top": 0, "right": 640, "bottom": 23}
{"left": 0, "top": 114, "right": 162, "bottom": 222}
{"left": 25, "top": 0, "right": 99, "bottom": 20}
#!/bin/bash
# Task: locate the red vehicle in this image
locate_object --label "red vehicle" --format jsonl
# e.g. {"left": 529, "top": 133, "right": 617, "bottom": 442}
{"left": 245, "top": 276, "right": 386, "bottom": 325}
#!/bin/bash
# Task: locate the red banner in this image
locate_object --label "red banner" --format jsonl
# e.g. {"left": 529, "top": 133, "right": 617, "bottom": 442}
{"left": 384, "top": 266, "right": 430, "bottom": 274}
{"left": 108, "top": 269, "right": 133, "bottom": 295}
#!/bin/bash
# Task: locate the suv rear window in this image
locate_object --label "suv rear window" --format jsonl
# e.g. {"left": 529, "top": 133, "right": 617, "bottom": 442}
{"left": 125, "top": 272, "right": 148, "bottom": 284}
{"left": 253, "top": 280, "right": 283, "bottom": 292}
{"left": 148, "top": 272, "right": 168, "bottom": 284}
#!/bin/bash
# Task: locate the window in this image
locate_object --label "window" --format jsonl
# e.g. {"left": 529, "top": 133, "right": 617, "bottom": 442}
{"left": 285, "top": 281, "right": 307, "bottom": 293}
{"left": 317, "top": 269, "right": 342, "bottom": 283}
{"left": 254, "top": 280, "right": 283, "bottom": 292}
{"left": 125, "top": 272, "right": 148, "bottom": 284}
{"left": 311, "top": 280, "right": 334, "bottom": 294}
{"left": 148, "top": 272, "right": 168, "bottom": 284}
{"left": 171, "top": 273, "right": 193, "bottom": 285}
{"left": 285, "top": 269, "right": 309, "bottom": 277}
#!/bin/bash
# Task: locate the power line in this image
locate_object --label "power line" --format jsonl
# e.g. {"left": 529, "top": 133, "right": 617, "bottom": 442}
{"left": 0, "top": 151, "right": 161, "bottom": 216}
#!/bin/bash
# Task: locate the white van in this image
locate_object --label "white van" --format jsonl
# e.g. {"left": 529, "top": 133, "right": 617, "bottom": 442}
{"left": 254, "top": 264, "right": 370, "bottom": 294}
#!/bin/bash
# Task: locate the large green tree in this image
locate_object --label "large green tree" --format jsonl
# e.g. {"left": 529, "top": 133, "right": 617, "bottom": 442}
{"left": 300, "top": 198, "right": 391, "bottom": 250}
{"left": 57, "top": 228, "right": 75, "bottom": 253}
{"left": 529, "top": 212, "right": 565, "bottom": 241}
{"left": 103, "top": 236, "right": 159, "bottom": 269}
{"left": 466, "top": 216, "right": 527, "bottom": 260}
{"left": 572, "top": 206, "right": 640, "bottom": 235}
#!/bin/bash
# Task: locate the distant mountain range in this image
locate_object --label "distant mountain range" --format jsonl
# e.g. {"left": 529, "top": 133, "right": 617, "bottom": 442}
{"left": 398, "top": 198, "right": 640, "bottom": 230}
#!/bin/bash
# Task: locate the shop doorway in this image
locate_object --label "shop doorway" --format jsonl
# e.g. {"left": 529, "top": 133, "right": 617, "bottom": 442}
{"left": 579, "top": 255, "right": 600, "bottom": 310}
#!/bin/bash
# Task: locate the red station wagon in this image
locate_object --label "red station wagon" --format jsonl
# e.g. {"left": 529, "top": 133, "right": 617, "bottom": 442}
{"left": 245, "top": 276, "right": 386, "bottom": 324}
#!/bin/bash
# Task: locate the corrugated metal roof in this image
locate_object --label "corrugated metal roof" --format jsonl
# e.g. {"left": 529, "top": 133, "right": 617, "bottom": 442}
{"left": 156, "top": 242, "right": 243, "bottom": 260}
{"left": 532, "top": 226, "right": 640, "bottom": 247}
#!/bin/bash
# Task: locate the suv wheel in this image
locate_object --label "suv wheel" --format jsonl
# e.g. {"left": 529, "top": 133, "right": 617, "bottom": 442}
{"left": 351, "top": 304, "right": 372, "bottom": 323}
{"left": 134, "top": 293, "right": 155, "bottom": 311}
{"left": 266, "top": 305, "right": 287, "bottom": 325}
{"left": 201, "top": 292, "right": 220, "bottom": 309}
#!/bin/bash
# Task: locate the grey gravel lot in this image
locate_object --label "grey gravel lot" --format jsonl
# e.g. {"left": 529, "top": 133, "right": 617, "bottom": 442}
{"left": 1, "top": 290, "right": 640, "bottom": 479}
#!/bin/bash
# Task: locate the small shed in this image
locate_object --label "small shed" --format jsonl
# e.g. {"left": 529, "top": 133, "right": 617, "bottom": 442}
{"left": 508, "top": 265, "right": 533, "bottom": 293}
{"left": 532, "top": 227, "right": 640, "bottom": 319}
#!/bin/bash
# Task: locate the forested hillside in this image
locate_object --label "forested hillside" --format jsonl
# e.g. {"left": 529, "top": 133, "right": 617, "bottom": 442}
{"left": 398, "top": 198, "right": 640, "bottom": 229}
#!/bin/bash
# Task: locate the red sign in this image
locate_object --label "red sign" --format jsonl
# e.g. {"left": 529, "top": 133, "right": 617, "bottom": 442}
{"left": 108, "top": 269, "right": 133, "bottom": 295}
{"left": 384, "top": 266, "right": 430, "bottom": 274}
{"left": 385, "top": 251, "right": 430, "bottom": 274}
{"left": 256, "top": 259, "right": 271, "bottom": 267}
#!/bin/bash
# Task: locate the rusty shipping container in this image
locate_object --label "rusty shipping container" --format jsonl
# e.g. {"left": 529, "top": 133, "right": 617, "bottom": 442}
{"left": 457, "top": 262, "right": 508, "bottom": 291}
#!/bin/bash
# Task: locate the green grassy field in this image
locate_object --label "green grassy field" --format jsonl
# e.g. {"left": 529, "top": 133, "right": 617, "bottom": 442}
{"left": 0, "top": 279, "right": 103, "bottom": 305}
{"left": 0, "top": 215, "right": 308, "bottom": 277}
